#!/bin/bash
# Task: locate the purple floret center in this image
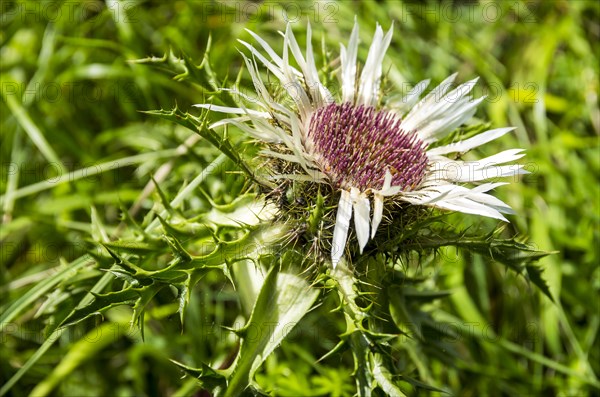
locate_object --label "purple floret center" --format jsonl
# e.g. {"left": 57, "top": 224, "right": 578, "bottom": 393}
{"left": 307, "top": 103, "right": 428, "bottom": 191}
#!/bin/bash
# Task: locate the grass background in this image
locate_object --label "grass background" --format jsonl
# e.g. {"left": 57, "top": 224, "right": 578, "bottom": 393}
{"left": 1, "top": 0, "right": 599, "bottom": 395}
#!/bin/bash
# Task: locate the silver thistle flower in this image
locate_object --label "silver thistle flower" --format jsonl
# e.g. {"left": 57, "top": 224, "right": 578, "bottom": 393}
{"left": 195, "top": 21, "right": 526, "bottom": 267}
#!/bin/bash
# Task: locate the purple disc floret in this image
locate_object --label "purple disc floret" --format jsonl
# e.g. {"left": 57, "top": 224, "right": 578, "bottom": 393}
{"left": 307, "top": 103, "right": 428, "bottom": 192}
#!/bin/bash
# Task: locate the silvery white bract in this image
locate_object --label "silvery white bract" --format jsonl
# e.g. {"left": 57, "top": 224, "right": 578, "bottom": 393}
{"left": 195, "top": 21, "right": 526, "bottom": 268}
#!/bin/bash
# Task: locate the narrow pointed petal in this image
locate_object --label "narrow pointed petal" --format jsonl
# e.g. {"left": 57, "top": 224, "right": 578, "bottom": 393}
{"left": 285, "top": 23, "right": 308, "bottom": 74}
{"left": 417, "top": 96, "right": 485, "bottom": 142}
{"left": 469, "top": 192, "right": 515, "bottom": 214}
{"left": 341, "top": 19, "right": 360, "bottom": 103}
{"left": 241, "top": 29, "right": 303, "bottom": 78}
{"left": 371, "top": 194, "right": 384, "bottom": 238}
{"left": 448, "top": 77, "right": 479, "bottom": 100}
{"left": 401, "top": 183, "right": 515, "bottom": 221}
{"left": 193, "top": 104, "right": 269, "bottom": 117}
{"left": 401, "top": 76, "right": 484, "bottom": 144}
{"left": 473, "top": 149, "right": 526, "bottom": 166}
{"left": 404, "top": 73, "right": 457, "bottom": 123}
{"left": 379, "top": 186, "right": 402, "bottom": 196}
{"left": 285, "top": 23, "right": 328, "bottom": 107}
{"left": 227, "top": 119, "right": 282, "bottom": 142}
{"left": 427, "top": 127, "right": 517, "bottom": 156}
{"left": 209, "top": 116, "right": 252, "bottom": 129}
{"left": 351, "top": 188, "right": 371, "bottom": 253}
{"left": 383, "top": 169, "right": 393, "bottom": 189}
{"left": 331, "top": 190, "right": 353, "bottom": 268}
{"left": 452, "top": 164, "right": 527, "bottom": 182}
{"left": 240, "top": 53, "right": 277, "bottom": 107}
{"left": 376, "top": 168, "right": 405, "bottom": 196}
{"left": 281, "top": 29, "right": 312, "bottom": 120}
{"left": 358, "top": 23, "right": 394, "bottom": 106}
{"left": 304, "top": 22, "right": 331, "bottom": 106}
{"left": 237, "top": 40, "right": 286, "bottom": 81}
{"left": 392, "top": 79, "right": 430, "bottom": 113}
{"left": 244, "top": 28, "right": 284, "bottom": 66}
{"left": 431, "top": 197, "right": 508, "bottom": 221}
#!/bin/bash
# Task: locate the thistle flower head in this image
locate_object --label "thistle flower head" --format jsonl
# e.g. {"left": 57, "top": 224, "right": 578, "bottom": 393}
{"left": 195, "top": 21, "right": 526, "bottom": 268}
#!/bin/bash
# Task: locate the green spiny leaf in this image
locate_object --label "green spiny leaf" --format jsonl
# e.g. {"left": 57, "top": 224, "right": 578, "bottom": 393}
{"left": 169, "top": 359, "right": 227, "bottom": 391}
{"left": 224, "top": 265, "right": 319, "bottom": 397}
{"left": 525, "top": 264, "right": 555, "bottom": 302}
{"left": 164, "top": 234, "right": 192, "bottom": 263}
{"left": 151, "top": 175, "right": 174, "bottom": 213}
{"left": 143, "top": 107, "right": 255, "bottom": 180}
{"left": 61, "top": 287, "right": 149, "bottom": 327}
{"left": 102, "top": 240, "right": 160, "bottom": 255}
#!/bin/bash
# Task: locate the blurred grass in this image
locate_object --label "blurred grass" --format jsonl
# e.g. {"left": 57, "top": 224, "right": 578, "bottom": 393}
{"left": 1, "top": 0, "right": 599, "bottom": 395}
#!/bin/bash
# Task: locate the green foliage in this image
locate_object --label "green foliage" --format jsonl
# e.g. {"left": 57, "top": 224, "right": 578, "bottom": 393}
{"left": 1, "top": 1, "right": 598, "bottom": 396}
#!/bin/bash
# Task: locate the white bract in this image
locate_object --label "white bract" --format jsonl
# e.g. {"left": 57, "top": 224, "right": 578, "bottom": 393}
{"left": 195, "top": 21, "right": 526, "bottom": 268}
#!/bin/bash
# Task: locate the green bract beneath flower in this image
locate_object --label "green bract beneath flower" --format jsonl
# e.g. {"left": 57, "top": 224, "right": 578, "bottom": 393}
{"left": 195, "top": 21, "right": 526, "bottom": 267}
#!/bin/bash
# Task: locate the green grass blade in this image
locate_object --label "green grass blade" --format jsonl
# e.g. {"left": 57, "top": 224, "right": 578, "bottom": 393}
{"left": 0, "top": 150, "right": 178, "bottom": 204}
{"left": 0, "top": 255, "right": 94, "bottom": 324}
{"left": 28, "top": 320, "right": 130, "bottom": 397}
{"left": 2, "top": 92, "right": 62, "bottom": 166}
